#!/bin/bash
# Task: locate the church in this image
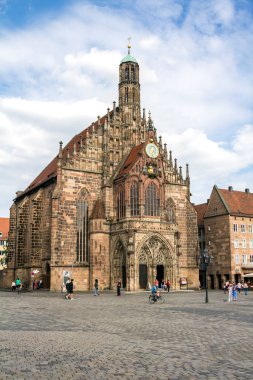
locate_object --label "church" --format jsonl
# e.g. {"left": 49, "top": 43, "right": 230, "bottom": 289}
{"left": 6, "top": 44, "right": 199, "bottom": 291}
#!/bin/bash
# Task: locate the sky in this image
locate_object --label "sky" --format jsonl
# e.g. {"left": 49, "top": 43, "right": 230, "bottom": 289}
{"left": 1, "top": 0, "right": 253, "bottom": 217}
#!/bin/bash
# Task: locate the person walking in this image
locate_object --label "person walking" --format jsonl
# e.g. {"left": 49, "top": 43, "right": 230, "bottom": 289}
{"left": 94, "top": 279, "right": 99, "bottom": 296}
{"left": 243, "top": 282, "right": 248, "bottom": 295}
{"left": 232, "top": 282, "right": 237, "bottom": 301}
{"left": 237, "top": 282, "right": 242, "bottom": 294}
{"left": 11, "top": 281, "right": 16, "bottom": 292}
{"left": 166, "top": 279, "right": 171, "bottom": 292}
{"left": 117, "top": 280, "right": 121, "bottom": 296}
{"left": 65, "top": 277, "right": 71, "bottom": 299}
{"left": 68, "top": 279, "right": 74, "bottom": 300}
{"left": 16, "top": 277, "right": 21, "bottom": 294}
{"left": 228, "top": 283, "right": 232, "bottom": 302}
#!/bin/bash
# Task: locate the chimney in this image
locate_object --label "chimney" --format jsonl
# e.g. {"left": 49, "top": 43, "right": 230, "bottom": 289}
{"left": 228, "top": 186, "right": 233, "bottom": 192}
{"left": 245, "top": 188, "right": 250, "bottom": 193}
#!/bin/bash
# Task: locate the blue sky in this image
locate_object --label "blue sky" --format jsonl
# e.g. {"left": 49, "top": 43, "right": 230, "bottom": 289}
{"left": 1, "top": 0, "right": 253, "bottom": 216}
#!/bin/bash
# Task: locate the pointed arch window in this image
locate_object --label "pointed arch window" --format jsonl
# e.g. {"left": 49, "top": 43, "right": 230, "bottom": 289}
{"left": 125, "top": 67, "right": 129, "bottom": 80}
{"left": 131, "top": 65, "right": 135, "bottom": 81}
{"left": 130, "top": 182, "right": 140, "bottom": 216}
{"left": 144, "top": 183, "right": 160, "bottom": 216}
{"left": 125, "top": 87, "right": 129, "bottom": 103}
{"left": 76, "top": 201, "right": 89, "bottom": 262}
{"left": 117, "top": 188, "right": 125, "bottom": 219}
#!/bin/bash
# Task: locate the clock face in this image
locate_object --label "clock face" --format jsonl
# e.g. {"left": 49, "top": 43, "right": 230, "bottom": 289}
{"left": 146, "top": 143, "right": 159, "bottom": 158}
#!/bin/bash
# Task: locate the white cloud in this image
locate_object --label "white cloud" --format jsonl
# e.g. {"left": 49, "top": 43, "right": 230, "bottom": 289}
{"left": 0, "top": 0, "right": 253, "bottom": 215}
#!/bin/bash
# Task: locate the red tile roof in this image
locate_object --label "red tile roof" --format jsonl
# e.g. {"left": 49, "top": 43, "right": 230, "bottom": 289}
{"left": 17, "top": 112, "right": 111, "bottom": 199}
{"left": 116, "top": 143, "right": 144, "bottom": 179}
{"left": 194, "top": 203, "right": 208, "bottom": 225}
{"left": 0, "top": 217, "right": 9, "bottom": 239}
{"left": 219, "top": 188, "right": 253, "bottom": 216}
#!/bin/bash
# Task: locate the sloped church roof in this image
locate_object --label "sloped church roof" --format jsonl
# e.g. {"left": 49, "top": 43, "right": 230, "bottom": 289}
{"left": 18, "top": 112, "right": 111, "bottom": 198}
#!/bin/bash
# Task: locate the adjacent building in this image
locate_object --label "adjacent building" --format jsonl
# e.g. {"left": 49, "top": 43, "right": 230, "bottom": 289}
{"left": 195, "top": 185, "right": 253, "bottom": 288}
{"left": 6, "top": 46, "right": 199, "bottom": 291}
{"left": 0, "top": 217, "right": 9, "bottom": 287}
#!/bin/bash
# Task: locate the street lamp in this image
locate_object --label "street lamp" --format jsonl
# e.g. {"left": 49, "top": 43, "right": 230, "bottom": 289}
{"left": 199, "top": 249, "right": 213, "bottom": 303}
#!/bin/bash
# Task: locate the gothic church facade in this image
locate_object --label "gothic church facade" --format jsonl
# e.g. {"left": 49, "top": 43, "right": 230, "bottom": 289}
{"left": 7, "top": 46, "right": 199, "bottom": 291}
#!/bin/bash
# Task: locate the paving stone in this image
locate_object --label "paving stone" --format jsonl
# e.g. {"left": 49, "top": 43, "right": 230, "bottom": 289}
{"left": 0, "top": 290, "right": 253, "bottom": 379}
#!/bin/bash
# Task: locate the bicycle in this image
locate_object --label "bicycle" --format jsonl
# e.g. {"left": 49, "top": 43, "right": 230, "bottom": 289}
{"left": 149, "top": 292, "right": 165, "bottom": 304}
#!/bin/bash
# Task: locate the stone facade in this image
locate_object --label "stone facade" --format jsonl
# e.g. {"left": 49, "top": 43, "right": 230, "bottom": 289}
{"left": 6, "top": 47, "right": 199, "bottom": 291}
{"left": 195, "top": 185, "right": 253, "bottom": 289}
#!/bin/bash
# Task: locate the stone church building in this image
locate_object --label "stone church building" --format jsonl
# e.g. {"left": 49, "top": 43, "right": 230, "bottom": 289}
{"left": 7, "top": 46, "right": 199, "bottom": 291}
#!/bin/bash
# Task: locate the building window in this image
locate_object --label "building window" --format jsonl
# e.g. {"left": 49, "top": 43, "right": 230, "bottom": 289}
{"left": 117, "top": 189, "right": 125, "bottom": 219}
{"left": 125, "top": 67, "right": 129, "bottom": 80}
{"left": 233, "top": 223, "right": 238, "bottom": 232}
{"left": 76, "top": 201, "right": 89, "bottom": 263}
{"left": 144, "top": 183, "right": 160, "bottom": 216}
{"left": 125, "top": 87, "right": 129, "bottom": 103}
{"left": 250, "top": 255, "right": 253, "bottom": 263}
{"left": 234, "top": 240, "right": 239, "bottom": 248}
{"left": 241, "top": 224, "right": 246, "bottom": 233}
{"left": 131, "top": 65, "right": 135, "bottom": 81}
{"left": 234, "top": 254, "right": 240, "bottom": 264}
{"left": 242, "top": 254, "right": 247, "bottom": 264}
{"left": 249, "top": 225, "right": 253, "bottom": 233}
{"left": 249, "top": 239, "right": 253, "bottom": 249}
{"left": 130, "top": 182, "right": 139, "bottom": 216}
{"left": 242, "top": 239, "right": 246, "bottom": 248}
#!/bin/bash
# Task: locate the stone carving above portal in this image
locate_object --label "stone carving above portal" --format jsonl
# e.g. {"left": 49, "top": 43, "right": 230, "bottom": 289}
{"left": 139, "top": 251, "right": 147, "bottom": 264}
{"left": 154, "top": 252, "right": 165, "bottom": 265}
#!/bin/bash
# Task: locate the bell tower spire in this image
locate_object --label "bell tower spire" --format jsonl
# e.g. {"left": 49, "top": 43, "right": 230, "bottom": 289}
{"left": 118, "top": 39, "right": 141, "bottom": 123}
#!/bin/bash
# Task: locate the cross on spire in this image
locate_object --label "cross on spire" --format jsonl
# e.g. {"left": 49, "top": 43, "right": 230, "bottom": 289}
{"left": 127, "top": 36, "right": 131, "bottom": 54}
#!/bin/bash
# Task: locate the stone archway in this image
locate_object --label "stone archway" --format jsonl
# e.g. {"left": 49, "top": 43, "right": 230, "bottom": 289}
{"left": 138, "top": 235, "right": 174, "bottom": 289}
{"left": 112, "top": 240, "right": 127, "bottom": 289}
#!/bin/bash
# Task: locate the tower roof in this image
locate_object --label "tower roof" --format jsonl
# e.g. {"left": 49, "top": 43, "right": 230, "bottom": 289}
{"left": 120, "top": 54, "right": 138, "bottom": 64}
{"left": 120, "top": 39, "right": 138, "bottom": 64}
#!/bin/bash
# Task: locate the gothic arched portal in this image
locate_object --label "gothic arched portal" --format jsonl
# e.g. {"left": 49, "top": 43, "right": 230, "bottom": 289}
{"left": 138, "top": 235, "right": 174, "bottom": 289}
{"left": 111, "top": 240, "right": 127, "bottom": 289}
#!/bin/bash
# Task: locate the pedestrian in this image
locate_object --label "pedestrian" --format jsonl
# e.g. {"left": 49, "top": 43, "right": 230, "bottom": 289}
{"left": 68, "top": 279, "right": 74, "bottom": 300}
{"left": 94, "top": 279, "right": 99, "bottom": 296}
{"left": 117, "top": 280, "right": 121, "bottom": 296}
{"left": 237, "top": 282, "right": 242, "bottom": 294}
{"left": 166, "top": 279, "right": 171, "bottom": 292}
{"left": 11, "top": 281, "right": 16, "bottom": 292}
{"left": 228, "top": 283, "right": 232, "bottom": 302}
{"left": 65, "top": 277, "right": 71, "bottom": 299}
{"left": 225, "top": 280, "right": 229, "bottom": 293}
{"left": 243, "top": 282, "right": 248, "bottom": 295}
{"left": 232, "top": 282, "right": 237, "bottom": 301}
{"left": 16, "top": 277, "right": 21, "bottom": 294}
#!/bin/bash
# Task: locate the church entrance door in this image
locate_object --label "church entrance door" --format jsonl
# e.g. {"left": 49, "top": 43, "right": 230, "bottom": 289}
{"left": 139, "top": 264, "right": 147, "bottom": 289}
{"left": 156, "top": 265, "right": 164, "bottom": 288}
{"left": 112, "top": 240, "right": 127, "bottom": 290}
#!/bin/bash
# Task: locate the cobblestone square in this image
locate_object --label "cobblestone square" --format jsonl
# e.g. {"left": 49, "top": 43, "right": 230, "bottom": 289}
{"left": 0, "top": 290, "right": 252, "bottom": 380}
